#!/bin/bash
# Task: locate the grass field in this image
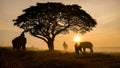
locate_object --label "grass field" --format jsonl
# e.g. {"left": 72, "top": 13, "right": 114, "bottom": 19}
{"left": 0, "top": 47, "right": 120, "bottom": 68}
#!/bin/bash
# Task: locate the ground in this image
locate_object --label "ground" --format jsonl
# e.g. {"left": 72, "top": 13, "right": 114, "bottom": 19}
{"left": 0, "top": 47, "right": 120, "bottom": 68}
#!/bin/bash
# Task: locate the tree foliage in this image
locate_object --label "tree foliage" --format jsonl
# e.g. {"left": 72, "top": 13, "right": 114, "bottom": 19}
{"left": 13, "top": 2, "right": 97, "bottom": 51}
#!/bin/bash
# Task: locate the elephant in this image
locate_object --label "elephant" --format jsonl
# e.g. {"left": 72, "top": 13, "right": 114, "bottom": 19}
{"left": 75, "top": 42, "right": 93, "bottom": 54}
{"left": 12, "top": 32, "right": 26, "bottom": 52}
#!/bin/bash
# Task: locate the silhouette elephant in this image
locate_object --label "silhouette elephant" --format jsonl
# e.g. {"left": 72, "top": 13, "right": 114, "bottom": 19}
{"left": 75, "top": 42, "right": 93, "bottom": 54}
{"left": 12, "top": 32, "right": 26, "bottom": 52}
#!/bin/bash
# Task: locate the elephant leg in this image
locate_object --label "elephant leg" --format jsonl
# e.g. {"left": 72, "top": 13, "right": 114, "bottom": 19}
{"left": 75, "top": 49, "right": 79, "bottom": 54}
{"left": 90, "top": 48, "right": 93, "bottom": 53}
{"left": 16, "top": 47, "right": 20, "bottom": 52}
{"left": 79, "top": 48, "right": 83, "bottom": 53}
{"left": 83, "top": 48, "right": 86, "bottom": 53}
{"left": 22, "top": 44, "right": 26, "bottom": 52}
{"left": 16, "top": 44, "right": 21, "bottom": 52}
{"left": 13, "top": 44, "right": 18, "bottom": 52}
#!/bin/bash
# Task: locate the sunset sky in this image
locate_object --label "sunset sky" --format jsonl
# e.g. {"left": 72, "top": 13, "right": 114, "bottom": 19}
{"left": 0, "top": 0, "right": 120, "bottom": 50}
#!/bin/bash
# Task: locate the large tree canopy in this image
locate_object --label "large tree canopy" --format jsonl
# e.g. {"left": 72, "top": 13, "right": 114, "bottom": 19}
{"left": 13, "top": 2, "right": 97, "bottom": 51}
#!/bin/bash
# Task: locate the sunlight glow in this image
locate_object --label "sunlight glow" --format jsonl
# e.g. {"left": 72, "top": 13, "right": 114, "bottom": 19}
{"left": 73, "top": 35, "right": 82, "bottom": 43}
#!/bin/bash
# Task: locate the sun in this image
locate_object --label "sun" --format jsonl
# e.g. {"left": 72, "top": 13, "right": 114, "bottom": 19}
{"left": 73, "top": 35, "right": 82, "bottom": 43}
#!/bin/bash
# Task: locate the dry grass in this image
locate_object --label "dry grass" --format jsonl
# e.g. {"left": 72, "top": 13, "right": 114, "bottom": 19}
{"left": 0, "top": 47, "right": 120, "bottom": 68}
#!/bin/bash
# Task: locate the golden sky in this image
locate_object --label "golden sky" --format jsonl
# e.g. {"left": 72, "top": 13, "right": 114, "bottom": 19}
{"left": 0, "top": 0, "right": 120, "bottom": 50}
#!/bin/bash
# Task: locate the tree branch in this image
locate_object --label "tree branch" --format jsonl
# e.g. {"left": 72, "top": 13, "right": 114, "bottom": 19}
{"left": 54, "top": 25, "right": 70, "bottom": 36}
{"left": 31, "top": 34, "right": 48, "bottom": 43}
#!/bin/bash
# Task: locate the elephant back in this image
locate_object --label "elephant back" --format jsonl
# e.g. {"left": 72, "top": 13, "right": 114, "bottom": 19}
{"left": 80, "top": 42, "right": 93, "bottom": 48}
{"left": 12, "top": 35, "right": 26, "bottom": 45}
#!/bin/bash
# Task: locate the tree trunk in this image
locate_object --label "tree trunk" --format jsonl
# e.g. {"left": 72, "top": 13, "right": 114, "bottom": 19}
{"left": 47, "top": 39, "right": 54, "bottom": 51}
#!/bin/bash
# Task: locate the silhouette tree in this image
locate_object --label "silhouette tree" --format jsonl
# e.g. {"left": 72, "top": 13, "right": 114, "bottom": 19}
{"left": 13, "top": 2, "right": 97, "bottom": 51}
